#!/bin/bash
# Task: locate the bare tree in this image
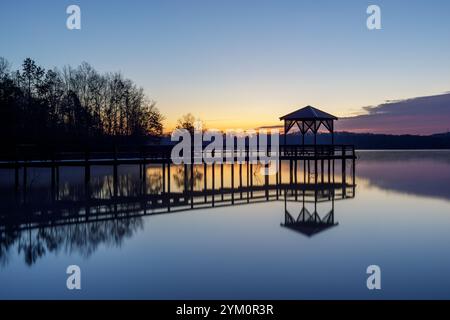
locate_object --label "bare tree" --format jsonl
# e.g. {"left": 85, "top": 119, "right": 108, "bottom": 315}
{"left": 176, "top": 113, "right": 196, "bottom": 134}
{"left": 0, "top": 57, "right": 165, "bottom": 147}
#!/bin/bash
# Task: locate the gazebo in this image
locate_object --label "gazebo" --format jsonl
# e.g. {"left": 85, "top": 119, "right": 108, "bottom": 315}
{"left": 279, "top": 105, "right": 338, "bottom": 145}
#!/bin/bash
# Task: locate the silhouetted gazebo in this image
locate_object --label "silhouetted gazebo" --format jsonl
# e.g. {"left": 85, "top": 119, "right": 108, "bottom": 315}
{"left": 280, "top": 105, "right": 338, "bottom": 145}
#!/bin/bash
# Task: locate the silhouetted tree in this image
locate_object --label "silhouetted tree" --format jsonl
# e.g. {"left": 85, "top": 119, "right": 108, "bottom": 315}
{"left": 176, "top": 113, "right": 197, "bottom": 134}
{"left": 0, "top": 57, "right": 165, "bottom": 150}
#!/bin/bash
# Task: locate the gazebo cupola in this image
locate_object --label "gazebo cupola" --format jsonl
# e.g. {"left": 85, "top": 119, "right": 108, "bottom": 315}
{"left": 280, "top": 105, "right": 338, "bottom": 145}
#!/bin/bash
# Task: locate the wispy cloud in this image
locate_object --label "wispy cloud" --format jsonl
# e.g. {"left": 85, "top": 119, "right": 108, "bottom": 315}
{"left": 336, "top": 93, "right": 450, "bottom": 135}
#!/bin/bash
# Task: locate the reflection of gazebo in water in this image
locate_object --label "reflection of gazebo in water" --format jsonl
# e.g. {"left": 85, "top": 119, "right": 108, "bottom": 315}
{"left": 280, "top": 105, "right": 338, "bottom": 145}
{"left": 281, "top": 189, "right": 338, "bottom": 237}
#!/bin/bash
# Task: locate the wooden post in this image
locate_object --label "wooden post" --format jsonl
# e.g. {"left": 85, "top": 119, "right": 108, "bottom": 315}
{"left": 265, "top": 163, "right": 269, "bottom": 201}
{"left": 279, "top": 159, "right": 282, "bottom": 186}
{"left": 289, "top": 160, "right": 293, "bottom": 195}
{"left": 321, "top": 159, "right": 324, "bottom": 183}
{"left": 331, "top": 193, "right": 335, "bottom": 223}
{"left": 294, "top": 160, "right": 298, "bottom": 201}
{"left": 250, "top": 163, "right": 253, "bottom": 198}
{"left": 239, "top": 163, "right": 243, "bottom": 199}
{"left": 352, "top": 156, "right": 356, "bottom": 186}
{"left": 247, "top": 160, "right": 250, "bottom": 203}
{"left": 221, "top": 163, "right": 224, "bottom": 201}
{"left": 332, "top": 159, "right": 335, "bottom": 183}
{"left": 342, "top": 158, "right": 346, "bottom": 187}
{"left": 184, "top": 164, "right": 188, "bottom": 194}
{"left": 113, "top": 164, "right": 118, "bottom": 198}
{"left": 162, "top": 163, "right": 165, "bottom": 193}
{"left": 204, "top": 162, "right": 207, "bottom": 203}
{"left": 307, "top": 160, "right": 310, "bottom": 183}
{"left": 231, "top": 163, "right": 234, "bottom": 204}
{"left": 327, "top": 158, "right": 330, "bottom": 184}
{"left": 191, "top": 164, "right": 194, "bottom": 208}
{"left": 167, "top": 162, "right": 171, "bottom": 212}
{"left": 276, "top": 159, "right": 279, "bottom": 200}
{"left": 314, "top": 159, "right": 318, "bottom": 184}
{"left": 212, "top": 162, "right": 215, "bottom": 207}
{"left": 294, "top": 160, "right": 297, "bottom": 184}
{"left": 303, "top": 159, "right": 306, "bottom": 183}
{"left": 331, "top": 124, "right": 334, "bottom": 146}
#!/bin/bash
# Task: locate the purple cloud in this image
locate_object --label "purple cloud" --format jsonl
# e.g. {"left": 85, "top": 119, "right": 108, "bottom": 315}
{"left": 336, "top": 93, "right": 450, "bottom": 135}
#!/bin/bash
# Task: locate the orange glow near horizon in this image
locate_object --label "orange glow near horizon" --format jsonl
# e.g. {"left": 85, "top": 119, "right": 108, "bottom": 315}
{"left": 160, "top": 89, "right": 450, "bottom": 136}
{"left": 162, "top": 105, "right": 356, "bottom": 133}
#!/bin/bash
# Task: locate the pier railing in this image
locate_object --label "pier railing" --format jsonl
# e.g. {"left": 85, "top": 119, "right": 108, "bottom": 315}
{"left": 280, "top": 144, "right": 355, "bottom": 158}
{"left": 0, "top": 144, "right": 355, "bottom": 165}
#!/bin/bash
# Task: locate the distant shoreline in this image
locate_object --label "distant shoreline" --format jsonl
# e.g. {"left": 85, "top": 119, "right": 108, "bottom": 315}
{"left": 356, "top": 149, "right": 450, "bottom": 151}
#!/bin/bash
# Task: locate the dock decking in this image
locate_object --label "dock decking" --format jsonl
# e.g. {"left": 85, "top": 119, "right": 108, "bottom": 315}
{"left": 0, "top": 144, "right": 356, "bottom": 167}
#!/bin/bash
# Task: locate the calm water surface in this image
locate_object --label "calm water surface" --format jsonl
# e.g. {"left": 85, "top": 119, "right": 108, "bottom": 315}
{"left": 1, "top": 150, "right": 450, "bottom": 299}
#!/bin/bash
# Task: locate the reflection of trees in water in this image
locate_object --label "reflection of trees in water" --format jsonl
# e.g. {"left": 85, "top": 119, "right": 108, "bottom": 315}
{"left": 59, "top": 182, "right": 88, "bottom": 201}
{"left": 57, "top": 169, "right": 163, "bottom": 201}
{"left": 0, "top": 229, "right": 20, "bottom": 267}
{"left": 173, "top": 165, "right": 203, "bottom": 190}
{"left": 0, "top": 217, "right": 143, "bottom": 267}
{"left": 57, "top": 175, "right": 119, "bottom": 200}
{"left": 252, "top": 163, "right": 264, "bottom": 185}
{"left": 5, "top": 165, "right": 205, "bottom": 208}
{"left": 145, "top": 168, "right": 162, "bottom": 194}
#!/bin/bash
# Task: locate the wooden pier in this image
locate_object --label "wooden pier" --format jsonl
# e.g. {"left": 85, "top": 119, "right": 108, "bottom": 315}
{"left": 1, "top": 144, "right": 356, "bottom": 203}
{"left": 0, "top": 106, "right": 357, "bottom": 235}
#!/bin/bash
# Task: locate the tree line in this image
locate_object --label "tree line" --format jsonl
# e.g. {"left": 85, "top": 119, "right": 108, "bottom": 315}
{"left": 0, "top": 57, "right": 164, "bottom": 149}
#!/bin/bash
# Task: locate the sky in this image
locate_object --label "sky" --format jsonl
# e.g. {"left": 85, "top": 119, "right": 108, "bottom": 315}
{"left": 1, "top": 0, "right": 450, "bottom": 133}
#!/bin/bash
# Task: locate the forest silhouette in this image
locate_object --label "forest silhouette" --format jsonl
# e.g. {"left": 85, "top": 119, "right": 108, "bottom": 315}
{"left": 0, "top": 57, "right": 164, "bottom": 150}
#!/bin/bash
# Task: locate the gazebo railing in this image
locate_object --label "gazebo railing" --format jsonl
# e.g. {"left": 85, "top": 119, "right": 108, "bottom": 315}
{"left": 280, "top": 144, "right": 355, "bottom": 158}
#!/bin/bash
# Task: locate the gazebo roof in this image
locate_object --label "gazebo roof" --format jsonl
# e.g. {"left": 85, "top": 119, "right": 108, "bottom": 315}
{"left": 279, "top": 105, "right": 338, "bottom": 121}
{"left": 281, "top": 222, "right": 338, "bottom": 237}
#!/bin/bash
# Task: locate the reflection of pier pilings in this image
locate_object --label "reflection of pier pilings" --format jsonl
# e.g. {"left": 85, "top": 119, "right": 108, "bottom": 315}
{"left": 1, "top": 145, "right": 356, "bottom": 232}
{"left": 8, "top": 159, "right": 356, "bottom": 205}
{"left": 0, "top": 146, "right": 358, "bottom": 268}
{"left": 2, "top": 178, "right": 354, "bottom": 235}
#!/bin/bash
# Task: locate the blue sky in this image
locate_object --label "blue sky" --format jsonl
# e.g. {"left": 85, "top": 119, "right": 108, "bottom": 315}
{"left": 1, "top": 0, "right": 450, "bottom": 130}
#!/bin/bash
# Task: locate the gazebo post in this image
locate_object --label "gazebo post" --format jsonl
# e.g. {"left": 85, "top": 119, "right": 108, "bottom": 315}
{"left": 331, "top": 121, "right": 334, "bottom": 145}
{"left": 313, "top": 121, "right": 317, "bottom": 146}
{"left": 301, "top": 121, "right": 305, "bottom": 146}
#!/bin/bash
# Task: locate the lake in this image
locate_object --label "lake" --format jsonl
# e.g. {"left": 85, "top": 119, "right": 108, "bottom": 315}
{"left": 1, "top": 150, "right": 450, "bottom": 299}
